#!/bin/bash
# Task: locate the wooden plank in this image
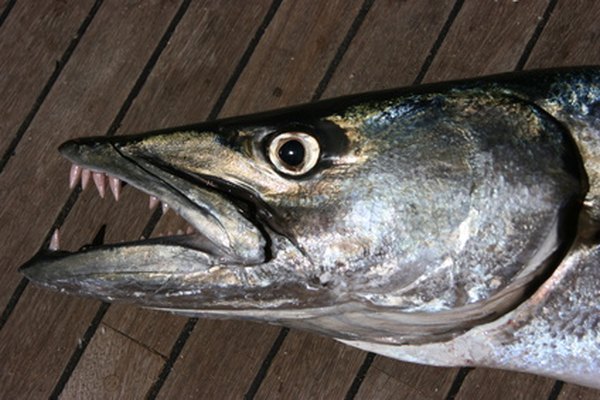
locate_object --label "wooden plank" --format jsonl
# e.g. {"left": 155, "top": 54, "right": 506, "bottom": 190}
{"left": 255, "top": 335, "right": 364, "bottom": 400}
{"left": 558, "top": 384, "right": 600, "bottom": 400}
{"left": 155, "top": 320, "right": 278, "bottom": 399}
{"left": 424, "top": 0, "right": 551, "bottom": 81}
{"left": 60, "top": 323, "right": 166, "bottom": 400}
{"left": 323, "top": 0, "right": 455, "bottom": 96}
{"left": 526, "top": 0, "right": 600, "bottom": 69}
{"left": 220, "top": 0, "right": 363, "bottom": 116}
{"left": 0, "top": 288, "right": 99, "bottom": 399}
{"left": 103, "top": 306, "right": 185, "bottom": 358}
{"left": 0, "top": 1, "right": 184, "bottom": 398}
{"left": 0, "top": 0, "right": 96, "bottom": 158}
{"left": 113, "top": 0, "right": 276, "bottom": 133}
{"left": 456, "top": 369, "right": 554, "bottom": 400}
{"left": 253, "top": 1, "right": 458, "bottom": 397}
{"left": 0, "top": 0, "right": 182, "bottom": 309}
{"left": 355, "top": 359, "right": 457, "bottom": 400}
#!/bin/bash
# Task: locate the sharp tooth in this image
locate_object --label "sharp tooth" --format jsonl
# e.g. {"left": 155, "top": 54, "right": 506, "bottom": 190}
{"left": 167, "top": 230, "right": 174, "bottom": 236}
{"left": 149, "top": 196, "right": 160, "bottom": 210}
{"left": 81, "top": 169, "right": 91, "bottom": 190}
{"left": 162, "top": 203, "right": 169, "bottom": 214}
{"left": 109, "top": 177, "right": 121, "bottom": 201}
{"left": 177, "top": 229, "right": 184, "bottom": 235}
{"left": 69, "top": 165, "right": 82, "bottom": 189}
{"left": 93, "top": 172, "right": 106, "bottom": 198}
{"left": 185, "top": 226, "right": 194, "bottom": 235}
{"left": 49, "top": 229, "right": 60, "bottom": 251}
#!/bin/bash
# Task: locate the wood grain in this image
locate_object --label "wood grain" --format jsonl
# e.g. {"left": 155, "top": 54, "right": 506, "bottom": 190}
{"left": 115, "top": 0, "right": 276, "bottom": 133}
{"left": 0, "top": 288, "right": 99, "bottom": 398}
{"left": 324, "top": 0, "right": 455, "bottom": 96}
{"left": 156, "top": 320, "right": 279, "bottom": 399}
{"left": 424, "top": 0, "right": 550, "bottom": 81}
{"left": 0, "top": 0, "right": 182, "bottom": 309}
{"left": 0, "top": 0, "right": 95, "bottom": 158}
{"left": 60, "top": 323, "right": 166, "bottom": 400}
{"left": 455, "top": 369, "right": 554, "bottom": 400}
{"left": 220, "top": 0, "right": 364, "bottom": 116}
{"left": 253, "top": 333, "right": 363, "bottom": 400}
{"left": 355, "top": 358, "right": 457, "bottom": 400}
{"left": 0, "top": 1, "right": 183, "bottom": 397}
{"left": 558, "top": 383, "right": 600, "bottom": 400}
{"left": 526, "top": 0, "right": 600, "bottom": 69}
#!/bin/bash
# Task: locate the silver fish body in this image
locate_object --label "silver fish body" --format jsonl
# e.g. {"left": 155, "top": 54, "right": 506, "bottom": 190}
{"left": 21, "top": 67, "right": 600, "bottom": 388}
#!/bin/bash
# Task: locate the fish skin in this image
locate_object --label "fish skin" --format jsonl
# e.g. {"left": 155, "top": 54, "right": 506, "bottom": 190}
{"left": 20, "top": 67, "right": 600, "bottom": 388}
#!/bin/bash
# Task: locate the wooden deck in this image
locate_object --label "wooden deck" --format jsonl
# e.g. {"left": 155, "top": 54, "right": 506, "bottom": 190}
{"left": 1, "top": 1, "right": 600, "bottom": 398}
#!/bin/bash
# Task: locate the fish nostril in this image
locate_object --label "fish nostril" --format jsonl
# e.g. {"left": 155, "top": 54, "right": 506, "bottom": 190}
{"left": 58, "top": 139, "right": 80, "bottom": 157}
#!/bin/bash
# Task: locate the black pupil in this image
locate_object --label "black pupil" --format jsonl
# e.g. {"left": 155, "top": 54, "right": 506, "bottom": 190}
{"left": 278, "top": 139, "right": 305, "bottom": 167}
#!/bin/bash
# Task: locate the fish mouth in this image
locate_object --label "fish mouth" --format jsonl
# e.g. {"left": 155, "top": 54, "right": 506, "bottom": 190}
{"left": 19, "top": 133, "right": 298, "bottom": 311}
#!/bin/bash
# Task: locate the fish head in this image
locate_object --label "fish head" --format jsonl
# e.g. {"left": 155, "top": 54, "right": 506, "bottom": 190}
{"left": 21, "top": 87, "right": 585, "bottom": 342}
{"left": 19, "top": 101, "right": 390, "bottom": 315}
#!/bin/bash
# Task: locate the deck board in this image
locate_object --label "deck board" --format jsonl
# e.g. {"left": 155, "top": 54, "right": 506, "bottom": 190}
{"left": 60, "top": 323, "right": 166, "bottom": 400}
{"left": 0, "top": 0, "right": 184, "bottom": 396}
{"left": 2, "top": 1, "right": 600, "bottom": 399}
{"left": 324, "top": 0, "right": 456, "bottom": 96}
{"left": 0, "top": 0, "right": 183, "bottom": 309}
{"left": 456, "top": 369, "right": 555, "bottom": 400}
{"left": 355, "top": 359, "right": 457, "bottom": 400}
{"left": 0, "top": 288, "right": 99, "bottom": 398}
{"left": 0, "top": 0, "right": 95, "bottom": 160}
{"left": 155, "top": 320, "right": 279, "bottom": 399}
{"left": 558, "top": 384, "right": 600, "bottom": 400}
{"left": 526, "top": 0, "right": 600, "bottom": 69}
{"left": 423, "top": 0, "right": 550, "bottom": 81}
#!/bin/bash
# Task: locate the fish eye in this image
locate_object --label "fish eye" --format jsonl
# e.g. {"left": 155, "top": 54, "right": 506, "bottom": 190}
{"left": 268, "top": 132, "right": 320, "bottom": 176}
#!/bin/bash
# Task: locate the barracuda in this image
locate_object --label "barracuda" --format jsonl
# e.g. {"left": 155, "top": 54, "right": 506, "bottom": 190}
{"left": 21, "top": 68, "right": 600, "bottom": 388}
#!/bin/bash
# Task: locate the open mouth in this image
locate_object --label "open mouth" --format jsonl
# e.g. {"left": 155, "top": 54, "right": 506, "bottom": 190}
{"left": 59, "top": 137, "right": 267, "bottom": 261}
{"left": 19, "top": 135, "right": 275, "bottom": 309}
{"left": 56, "top": 163, "right": 196, "bottom": 250}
